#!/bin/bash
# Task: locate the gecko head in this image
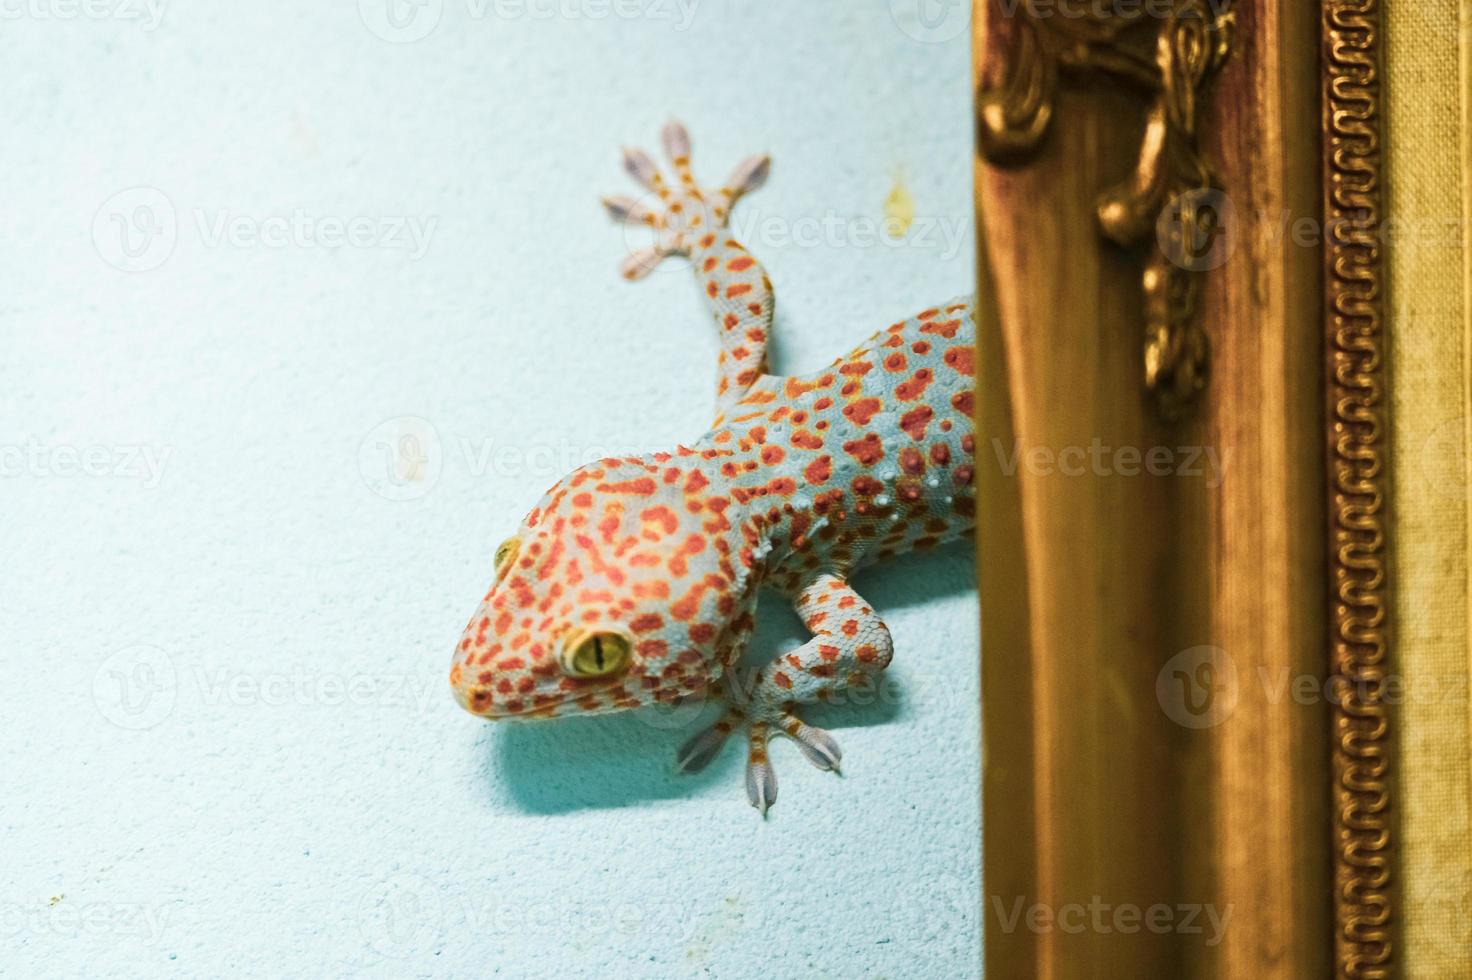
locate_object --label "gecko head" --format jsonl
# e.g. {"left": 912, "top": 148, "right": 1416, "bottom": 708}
{"left": 449, "top": 458, "right": 755, "bottom": 721}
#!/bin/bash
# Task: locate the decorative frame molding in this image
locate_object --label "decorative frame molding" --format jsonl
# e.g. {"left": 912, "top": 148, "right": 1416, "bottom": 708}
{"left": 1322, "top": 0, "right": 1395, "bottom": 976}
{"left": 976, "top": 0, "right": 1236, "bottom": 418}
{"left": 974, "top": 0, "right": 1401, "bottom": 975}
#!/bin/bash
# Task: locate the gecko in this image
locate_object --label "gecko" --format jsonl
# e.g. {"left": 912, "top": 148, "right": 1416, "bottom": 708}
{"left": 450, "top": 122, "right": 976, "bottom": 814}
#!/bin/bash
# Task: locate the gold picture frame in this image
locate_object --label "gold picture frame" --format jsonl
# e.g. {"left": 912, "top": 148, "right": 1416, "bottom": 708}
{"left": 972, "top": 0, "right": 1401, "bottom": 975}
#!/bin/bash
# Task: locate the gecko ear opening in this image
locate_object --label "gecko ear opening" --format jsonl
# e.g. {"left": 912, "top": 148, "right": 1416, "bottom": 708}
{"left": 560, "top": 630, "right": 633, "bottom": 679}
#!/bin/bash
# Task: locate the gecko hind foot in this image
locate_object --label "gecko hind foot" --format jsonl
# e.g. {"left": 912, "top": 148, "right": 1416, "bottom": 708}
{"left": 600, "top": 119, "right": 770, "bottom": 280}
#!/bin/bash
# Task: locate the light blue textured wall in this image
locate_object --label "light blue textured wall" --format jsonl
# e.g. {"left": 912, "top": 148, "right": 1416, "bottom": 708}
{"left": 1, "top": 2, "right": 980, "bottom": 976}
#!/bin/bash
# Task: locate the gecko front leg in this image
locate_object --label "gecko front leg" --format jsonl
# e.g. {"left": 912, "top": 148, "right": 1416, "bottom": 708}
{"left": 602, "top": 120, "right": 775, "bottom": 424}
{"left": 677, "top": 573, "right": 894, "bottom": 815}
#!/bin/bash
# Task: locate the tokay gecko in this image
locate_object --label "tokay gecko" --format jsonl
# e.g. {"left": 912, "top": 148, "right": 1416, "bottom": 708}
{"left": 451, "top": 122, "right": 976, "bottom": 814}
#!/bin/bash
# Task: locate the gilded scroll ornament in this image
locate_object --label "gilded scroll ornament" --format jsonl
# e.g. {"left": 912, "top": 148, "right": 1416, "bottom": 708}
{"left": 976, "top": 0, "right": 1234, "bottom": 418}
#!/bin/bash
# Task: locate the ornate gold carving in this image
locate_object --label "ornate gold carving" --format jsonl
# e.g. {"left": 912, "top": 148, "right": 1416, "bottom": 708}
{"left": 976, "top": 0, "right": 1234, "bottom": 418}
{"left": 1323, "top": 1, "right": 1395, "bottom": 977}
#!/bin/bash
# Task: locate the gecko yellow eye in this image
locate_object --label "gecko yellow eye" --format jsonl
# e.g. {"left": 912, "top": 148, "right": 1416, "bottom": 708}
{"left": 494, "top": 537, "right": 520, "bottom": 575}
{"left": 560, "top": 630, "right": 633, "bottom": 679}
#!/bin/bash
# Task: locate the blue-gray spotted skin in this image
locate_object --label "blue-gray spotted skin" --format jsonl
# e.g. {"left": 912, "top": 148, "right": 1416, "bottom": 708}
{"left": 450, "top": 121, "right": 976, "bottom": 814}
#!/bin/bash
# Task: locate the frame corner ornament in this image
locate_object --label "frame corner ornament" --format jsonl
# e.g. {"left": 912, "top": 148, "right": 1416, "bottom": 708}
{"left": 975, "top": 0, "right": 1235, "bottom": 419}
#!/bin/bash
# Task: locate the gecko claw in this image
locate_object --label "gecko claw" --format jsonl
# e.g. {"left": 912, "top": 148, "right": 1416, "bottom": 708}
{"left": 602, "top": 195, "right": 658, "bottom": 226}
{"left": 724, "top": 154, "right": 771, "bottom": 198}
{"left": 746, "top": 760, "right": 777, "bottom": 817}
{"left": 619, "top": 247, "right": 668, "bottom": 281}
{"left": 785, "top": 719, "right": 843, "bottom": 773}
{"left": 621, "top": 146, "right": 663, "bottom": 192}
{"left": 674, "top": 723, "right": 730, "bottom": 774}
{"left": 660, "top": 119, "right": 691, "bottom": 162}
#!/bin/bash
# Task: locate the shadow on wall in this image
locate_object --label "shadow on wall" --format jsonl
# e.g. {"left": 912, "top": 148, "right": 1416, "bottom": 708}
{"left": 479, "top": 539, "right": 976, "bottom": 814}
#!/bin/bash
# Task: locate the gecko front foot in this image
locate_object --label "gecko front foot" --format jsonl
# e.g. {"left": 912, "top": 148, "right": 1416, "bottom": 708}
{"left": 601, "top": 119, "right": 770, "bottom": 280}
{"left": 674, "top": 677, "right": 845, "bottom": 817}
{"left": 676, "top": 574, "right": 894, "bottom": 815}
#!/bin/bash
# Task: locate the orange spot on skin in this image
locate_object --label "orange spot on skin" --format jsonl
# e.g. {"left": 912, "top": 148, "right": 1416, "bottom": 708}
{"left": 895, "top": 368, "right": 934, "bottom": 402}
{"left": 839, "top": 361, "right": 873, "bottom": 377}
{"left": 930, "top": 443, "right": 952, "bottom": 466}
{"left": 598, "top": 477, "right": 656, "bottom": 496}
{"left": 843, "top": 398, "right": 882, "bottom": 426}
{"left": 728, "top": 256, "right": 756, "bottom": 272}
{"left": 640, "top": 505, "right": 679, "bottom": 539}
{"left": 900, "top": 406, "right": 934, "bottom": 441}
{"left": 791, "top": 429, "right": 824, "bottom": 450}
{"left": 804, "top": 456, "right": 833, "bottom": 484}
{"left": 843, "top": 433, "right": 884, "bottom": 465}
{"left": 785, "top": 376, "right": 822, "bottom": 400}
{"left": 766, "top": 477, "right": 797, "bottom": 496}
{"left": 899, "top": 447, "right": 926, "bottom": 475}
{"left": 921, "top": 318, "right": 962, "bottom": 339}
{"left": 952, "top": 391, "right": 975, "bottom": 417}
{"left": 760, "top": 445, "right": 785, "bottom": 466}
{"left": 944, "top": 346, "right": 975, "bottom": 375}
{"left": 726, "top": 283, "right": 753, "bottom": 299}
